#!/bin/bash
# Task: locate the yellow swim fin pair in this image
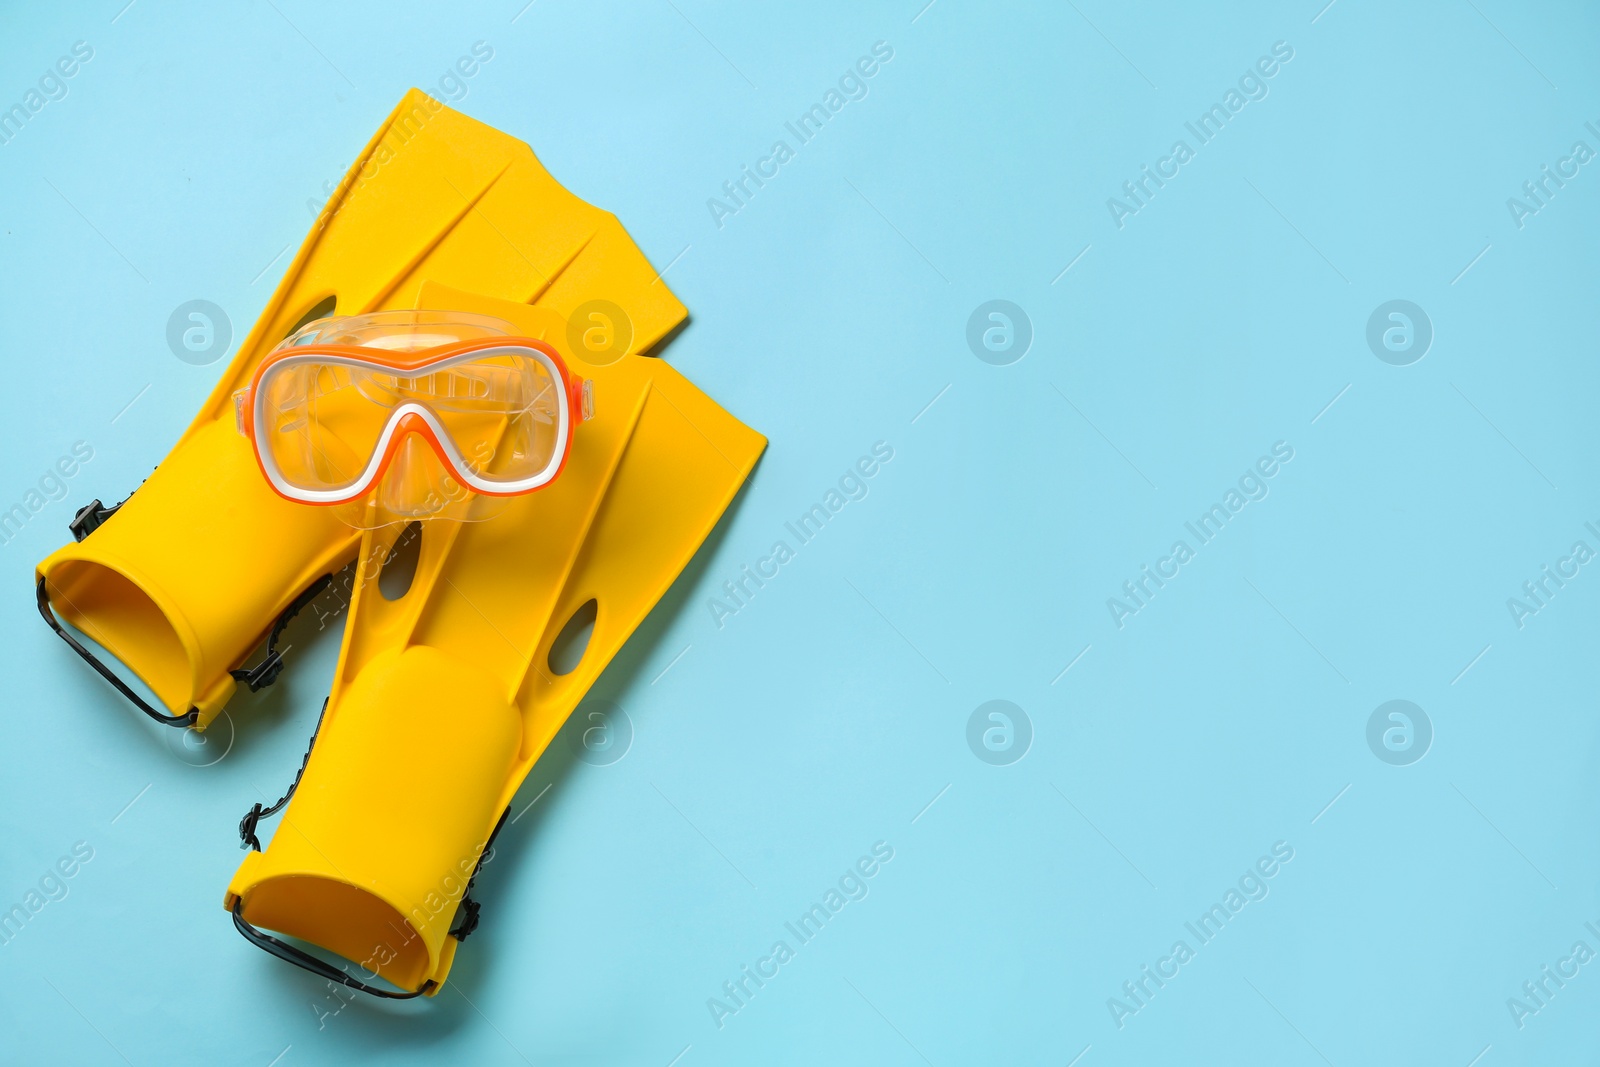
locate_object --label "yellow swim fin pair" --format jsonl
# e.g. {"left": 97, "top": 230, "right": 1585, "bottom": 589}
{"left": 37, "top": 88, "right": 685, "bottom": 728}
{"left": 224, "top": 282, "right": 766, "bottom": 996}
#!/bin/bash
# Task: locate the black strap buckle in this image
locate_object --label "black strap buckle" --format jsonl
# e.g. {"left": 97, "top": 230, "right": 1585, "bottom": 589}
{"left": 448, "top": 898, "right": 481, "bottom": 941}
{"left": 231, "top": 650, "right": 285, "bottom": 692}
{"left": 68, "top": 498, "right": 122, "bottom": 542}
{"left": 238, "top": 803, "right": 269, "bottom": 854}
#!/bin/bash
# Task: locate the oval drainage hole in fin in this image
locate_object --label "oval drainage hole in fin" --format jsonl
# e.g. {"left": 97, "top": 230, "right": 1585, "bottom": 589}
{"left": 282, "top": 294, "right": 338, "bottom": 340}
{"left": 547, "top": 599, "right": 597, "bottom": 676}
{"left": 378, "top": 521, "right": 423, "bottom": 601}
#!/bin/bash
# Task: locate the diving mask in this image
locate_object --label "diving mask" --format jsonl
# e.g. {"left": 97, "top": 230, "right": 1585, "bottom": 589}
{"left": 237, "top": 311, "right": 592, "bottom": 525}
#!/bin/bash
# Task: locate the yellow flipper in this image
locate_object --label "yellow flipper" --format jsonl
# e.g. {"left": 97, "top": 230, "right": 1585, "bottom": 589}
{"left": 225, "top": 285, "right": 764, "bottom": 995}
{"left": 37, "top": 91, "right": 685, "bottom": 728}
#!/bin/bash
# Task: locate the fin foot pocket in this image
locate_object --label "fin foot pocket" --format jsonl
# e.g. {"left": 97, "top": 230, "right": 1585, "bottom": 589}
{"left": 35, "top": 573, "right": 198, "bottom": 727}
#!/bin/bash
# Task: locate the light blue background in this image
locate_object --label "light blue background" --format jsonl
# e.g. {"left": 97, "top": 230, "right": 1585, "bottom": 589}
{"left": 2, "top": 1, "right": 1598, "bottom": 1064}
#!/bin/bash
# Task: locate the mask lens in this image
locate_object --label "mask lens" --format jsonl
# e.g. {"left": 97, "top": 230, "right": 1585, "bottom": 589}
{"left": 259, "top": 360, "right": 394, "bottom": 493}
{"left": 409, "top": 349, "right": 566, "bottom": 487}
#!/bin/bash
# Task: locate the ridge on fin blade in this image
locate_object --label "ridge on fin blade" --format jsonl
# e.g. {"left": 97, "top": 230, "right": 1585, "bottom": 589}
{"left": 36, "top": 91, "right": 686, "bottom": 728}
{"left": 224, "top": 285, "right": 764, "bottom": 995}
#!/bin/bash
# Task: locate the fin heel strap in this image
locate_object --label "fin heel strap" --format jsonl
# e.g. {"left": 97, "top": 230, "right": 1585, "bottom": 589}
{"left": 447, "top": 806, "right": 510, "bottom": 943}
{"left": 230, "top": 574, "right": 335, "bottom": 692}
{"left": 230, "top": 901, "right": 435, "bottom": 1000}
{"left": 239, "top": 699, "right": 327, "bottom": 852}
